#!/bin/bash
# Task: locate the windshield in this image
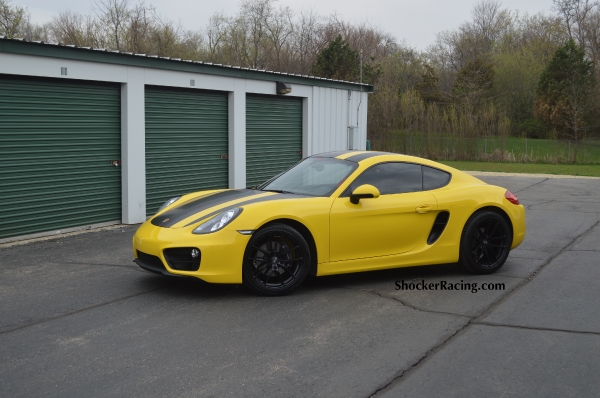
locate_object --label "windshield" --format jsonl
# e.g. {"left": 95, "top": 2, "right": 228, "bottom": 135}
{"left": 260, "top": 157, "right": 358, "bottom": 196}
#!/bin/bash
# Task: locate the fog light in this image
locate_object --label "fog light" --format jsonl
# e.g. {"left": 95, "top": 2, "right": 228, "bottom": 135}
{"left": 191, "top": 248, "right": 200, "bottom": 258}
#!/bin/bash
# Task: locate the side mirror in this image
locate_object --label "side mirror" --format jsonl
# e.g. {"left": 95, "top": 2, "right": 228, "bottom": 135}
{"left": 350, "top": 184, "right": 380, "bottom": 204}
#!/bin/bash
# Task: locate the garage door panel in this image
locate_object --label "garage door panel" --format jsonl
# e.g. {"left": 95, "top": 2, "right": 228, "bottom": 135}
{"left": 246, "top": 95, "right": 302, "bottom": 187}
{"left": 145, "top": 87, "right": 228, "bottom": 216}
{"left": 0, "top": 75, "right": 122, "bottom": 240}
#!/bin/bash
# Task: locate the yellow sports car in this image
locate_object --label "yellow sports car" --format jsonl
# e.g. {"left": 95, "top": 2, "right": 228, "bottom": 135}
{"left": 133, "top": 151, "right": 525, "bottom": 295}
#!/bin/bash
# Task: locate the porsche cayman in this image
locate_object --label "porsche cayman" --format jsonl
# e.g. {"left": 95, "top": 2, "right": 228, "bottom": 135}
{"left": 133, "top": 151, "right": 526, "bottom": 295}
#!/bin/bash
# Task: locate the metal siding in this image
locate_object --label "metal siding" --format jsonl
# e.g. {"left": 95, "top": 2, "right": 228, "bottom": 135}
{"left": 338, "top": 90, "right": 344, "bottom": 150}
{"left": 319, "top": 88, "right": 326, "bottom": 153}
{"left": 246, "top": 94, "right": 303, "bottom": 187}
{"left": 360, "top": 91, "right": 369, "bottom": 149}
{"left": 0, "top": 75, "right": 121, "bottom": 239}
{"left": 145, "top": 86, "right": 228, "bottom": 215}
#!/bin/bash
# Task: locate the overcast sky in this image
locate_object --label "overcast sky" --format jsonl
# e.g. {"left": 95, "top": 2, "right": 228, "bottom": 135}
{"left": 20, "top": 0, "right": 555, "bottom": 50}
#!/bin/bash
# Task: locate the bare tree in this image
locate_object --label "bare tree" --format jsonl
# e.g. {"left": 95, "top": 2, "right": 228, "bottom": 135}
{"left": 47, "top": 11, "right": 105, "bottom": 47}
{"left": 0, "top": 0, "right": 29, "bottom": 38}
{"left": 582, "top": 9, "right": 600, "bottom": 66}
{"left": 290, "top": 8, "right": 321, "bottom": 74}
{"left": 265, "top": 5, "right": 293, "bottom": 70}
{"left": 470, "top": 0, "right": 513, "bottom": 49}
{"left": 125, "top": 1, "right": 155, "bottom": 53}
{"left": 239, "top": 0, "right": 274, "bottom": 69}
{"left": 553, "top": 0, "right": 599, "bottom": 48}
{"left": 94, "top": 0, "right": 131, "bottom": 51}
{"left": 206, "top": 12, "right": 228, "bottom": 62}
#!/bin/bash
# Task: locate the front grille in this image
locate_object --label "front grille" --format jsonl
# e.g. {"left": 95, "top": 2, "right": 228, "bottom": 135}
{"left": 137, "top": 251, "right": 165, "bottom": 269}
{"left": 163, "top": 248, "right": 201, "bottom": 271}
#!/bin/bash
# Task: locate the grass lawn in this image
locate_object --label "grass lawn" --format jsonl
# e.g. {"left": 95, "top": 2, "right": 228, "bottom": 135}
{"left": 384, "top": 133, "right": 600, "bottom": 164}
{"left": 488, "top": 137, "right": 600, "bottom": 163}
{"left": 438, "top": 161, "right": 600, "bottom": 177}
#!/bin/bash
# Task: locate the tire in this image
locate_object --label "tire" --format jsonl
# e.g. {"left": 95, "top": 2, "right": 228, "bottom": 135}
{"left": 458, "top": 210, "right": 512, "bottom": 274}
{"left": 242, "top": 223, "right": 311, "bottom": 296}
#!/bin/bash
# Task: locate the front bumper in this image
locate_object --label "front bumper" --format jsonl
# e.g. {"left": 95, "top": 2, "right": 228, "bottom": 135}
{"left": 134, "top": 251, "right": 185, "bottom": 277}
{"left": 132, "top": 221, "right": 251, "bottom": 284}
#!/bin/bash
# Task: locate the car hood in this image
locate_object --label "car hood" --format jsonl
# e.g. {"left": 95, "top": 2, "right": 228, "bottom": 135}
{"left": 150, "top": 189, "right": 305, "bottom": 229}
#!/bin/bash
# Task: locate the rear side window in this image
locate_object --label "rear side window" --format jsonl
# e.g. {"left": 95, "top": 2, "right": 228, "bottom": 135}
{"left": 345, "top": 162, "right": 422, "bottom": 195}
{"left": 423, "top": 166, "right": 451, "bottom": 190}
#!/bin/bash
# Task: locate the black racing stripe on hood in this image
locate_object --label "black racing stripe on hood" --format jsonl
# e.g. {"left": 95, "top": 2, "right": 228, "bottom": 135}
{"left": 183, "top": 193, "right": 313, "bottom": 227}
{"left": 152, "top": 189, "right": 262, "bottom": 227}
{"left": 344, "top": 151, "right": 395, "bottom": 162}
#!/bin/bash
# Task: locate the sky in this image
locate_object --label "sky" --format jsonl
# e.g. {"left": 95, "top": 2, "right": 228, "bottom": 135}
{"left": 20, "top": 0, "right": 555, "bottom": 50}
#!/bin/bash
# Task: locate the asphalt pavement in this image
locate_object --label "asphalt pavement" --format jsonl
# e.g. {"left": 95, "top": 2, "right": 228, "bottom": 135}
{"left": 1, "top": 175, "right": 599, "bottom": 397}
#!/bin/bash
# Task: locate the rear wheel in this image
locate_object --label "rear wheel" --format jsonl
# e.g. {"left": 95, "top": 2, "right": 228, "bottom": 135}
{"left": 458, "top": 211, "right": 511, "bottom": 274}
{"left": 242, "top": 223, "right": 311, "bottom": 296}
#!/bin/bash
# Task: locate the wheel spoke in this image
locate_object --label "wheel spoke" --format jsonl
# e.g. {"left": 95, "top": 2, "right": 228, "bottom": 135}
{"left": 488, "top": 246, "right": 501, "bottom": 261}
{"left": 253, "top": 246, "right": 271, "bottom": 256}
{"left": 280, "top": 245, "right": 299, "bottom": 255}
{"left": 489, "top": 235, "right": 506, "bottom": 240}
{"left": 253, "top": 262, "right": 269, "bottom": 276}
{"left": 264, "top": 270, "right": 273, "bottom": 286}
{"left": 488, "top": 220, "right": 499, "bottom": 238}
{"left": 280, "top": 257, "right": 303, "bottom": 262}
{"left": 471, "top": 243, "right": 483, "bottom": 254}
{"left": 268, "top": 234, "right": 276, "bottom": 253}
{"left": 277, "top": 270, "right": 286, "bottom": 286}
{"left": 483, "top": 246, "right": 493, "bottom": 265}
{"left": 248, "top": 257, "right": 267, "bottom": 262}
{"left": 476, "top": 250, "right": 485, "bottom": 262}
{"left": 279, "top": 263, "right": 294, "bottom": 275}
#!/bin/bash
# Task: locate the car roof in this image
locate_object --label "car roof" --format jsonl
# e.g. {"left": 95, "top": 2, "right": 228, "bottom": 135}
{"left": 310, "top": 151, "right": 486, "bottom": 186}
{"left": 311, "top": 150, "right": 417, "bottom": 164}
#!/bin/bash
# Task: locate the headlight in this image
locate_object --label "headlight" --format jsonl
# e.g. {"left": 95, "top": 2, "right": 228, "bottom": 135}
{"left": 192, "top": 208, "right": 242, "bottom": 234}
{"left": 157, "top": 197, "right": 181, "bottom": 213}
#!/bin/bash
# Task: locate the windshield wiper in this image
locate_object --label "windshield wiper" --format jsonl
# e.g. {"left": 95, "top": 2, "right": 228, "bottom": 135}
{"left": 261, "top": 189, "right": 297, "bottom": 194}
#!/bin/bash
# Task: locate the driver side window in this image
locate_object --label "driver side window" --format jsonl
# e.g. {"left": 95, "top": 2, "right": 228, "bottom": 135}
{"left": 345, "top": 162, "right": 422, "bottom": 195}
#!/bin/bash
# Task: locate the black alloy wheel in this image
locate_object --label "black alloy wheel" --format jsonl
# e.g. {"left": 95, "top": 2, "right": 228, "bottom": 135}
{"left": 242, "top": 223, "right": 311, "bottom": 296}
{"left": 458, "top": 210, "right": 511, "bottom": 274}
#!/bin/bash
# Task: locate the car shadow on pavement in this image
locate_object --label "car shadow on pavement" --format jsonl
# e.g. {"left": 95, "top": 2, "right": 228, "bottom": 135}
{"left": 136, "top": 262, "right": 465, "bottom": 299}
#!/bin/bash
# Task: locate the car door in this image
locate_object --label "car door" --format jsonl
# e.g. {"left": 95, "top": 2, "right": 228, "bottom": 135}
{"left": 329, "top": 162, "right": 438, "bottom": 262}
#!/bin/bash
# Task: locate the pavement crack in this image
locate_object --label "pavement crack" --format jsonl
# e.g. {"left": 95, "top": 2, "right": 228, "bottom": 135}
{"left": 473, "top": 321, "right": 600, "bottom": 336}
{"left": 368, "top": 318, "right": 473, "bottom": 397}
{"left": 491, "top": 274, "right": 526, "bottom": 280}
{"left": 515, "top": 177, "right": 549, "bottom": 193}
{"left": 369, "top": 216, "right": 600, "bottom": 397}
{"left": 343, "top": 286, "right": 472, "bottom": 318}
{"left": 525, "top": 199, "right": 555, "bottom": 210}
{"left": 0, "top": 287, "right": 166, "bottom": 336}
{"left": 475, "top": 217, "right": 600, "bottom": 320}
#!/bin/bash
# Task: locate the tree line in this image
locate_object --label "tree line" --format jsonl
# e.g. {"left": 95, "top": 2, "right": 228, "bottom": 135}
{"left": 0, "top": 0, "right": 395, "bottom": 75}
{"left": 1, "top": 0, "right": 599, "bottom": 162}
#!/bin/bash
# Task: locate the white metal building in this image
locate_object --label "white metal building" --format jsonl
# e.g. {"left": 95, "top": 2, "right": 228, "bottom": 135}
{"left": 0, "top": 37, "right": 372, "bottom": 242}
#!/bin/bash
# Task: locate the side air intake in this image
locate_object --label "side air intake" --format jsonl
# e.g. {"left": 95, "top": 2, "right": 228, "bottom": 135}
{"left": 427, "top": 211, "right": 450, "bottom": 245}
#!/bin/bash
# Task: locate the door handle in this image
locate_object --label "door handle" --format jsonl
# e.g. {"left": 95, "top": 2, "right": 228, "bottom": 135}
{"left": 415, "top": 204, "right": 434, "bottom": 214}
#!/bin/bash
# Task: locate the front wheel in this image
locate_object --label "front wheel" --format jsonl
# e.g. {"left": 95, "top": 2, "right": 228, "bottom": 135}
{"left": 458, "top": 211, "right": 512, "bottom": 274}
{"left": 242, "top": 223, "right": 311, "bottom": 296}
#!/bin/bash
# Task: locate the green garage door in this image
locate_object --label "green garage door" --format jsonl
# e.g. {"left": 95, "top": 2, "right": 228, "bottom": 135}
{"left": 145, "top": 87, "right": 229, "bottom": 215}
{"left": 246, "top": 95, "right": 303, "bottom": 187}
{"left": 0, "top": 75, "right": 121, "bottom": 240}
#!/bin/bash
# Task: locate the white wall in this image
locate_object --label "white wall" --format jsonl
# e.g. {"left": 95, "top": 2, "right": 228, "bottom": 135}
{"left": 309, "top": 87, "right": 368, "bottom": 155}
{"left": 0, "top": 52, "right": 369, "bottom": 224}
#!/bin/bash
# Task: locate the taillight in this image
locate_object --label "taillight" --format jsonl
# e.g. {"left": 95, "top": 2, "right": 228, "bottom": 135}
{"left": 505, "top": 190, "right": 519, "bottom": 205}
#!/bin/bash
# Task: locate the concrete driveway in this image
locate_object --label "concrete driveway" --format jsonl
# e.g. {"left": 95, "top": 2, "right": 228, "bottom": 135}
{"left": 1, "top": 175, "right": 599, "bottom": 397}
